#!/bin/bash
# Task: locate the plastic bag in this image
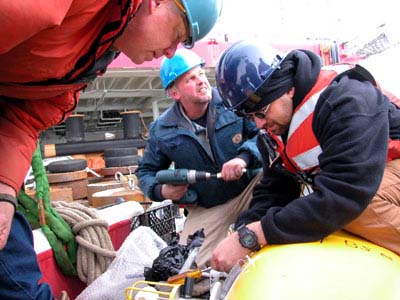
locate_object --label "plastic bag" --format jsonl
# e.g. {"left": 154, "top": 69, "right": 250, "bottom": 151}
{"left": 144, "top": 228, "right": 205, "bottom": 282}
{"left": 76, "top": 226, "right": 166, "bottom": 300}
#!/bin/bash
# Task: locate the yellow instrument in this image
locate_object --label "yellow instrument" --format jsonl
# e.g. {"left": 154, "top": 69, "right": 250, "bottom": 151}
{"left": 226, "top": 231, "right": 400, "bottom": 300}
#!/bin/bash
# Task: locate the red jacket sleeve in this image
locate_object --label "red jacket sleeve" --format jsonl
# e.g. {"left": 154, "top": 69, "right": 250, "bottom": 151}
{"left": 0, "top": 112, "right": 38, "bottom": 193}
{"left": 0, "top": 1, "right": 73, "bottom": 54}
{"left": 0, "top": 90, "right": 79, "bottom": 193}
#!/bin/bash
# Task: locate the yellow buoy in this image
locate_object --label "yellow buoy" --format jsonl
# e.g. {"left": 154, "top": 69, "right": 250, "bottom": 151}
{"left": 226, "top": 231, "right": 400, "bottom": 300}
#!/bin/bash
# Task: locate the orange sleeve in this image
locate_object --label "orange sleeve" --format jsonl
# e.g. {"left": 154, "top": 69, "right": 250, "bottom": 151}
{"left": 0, "top": 90, "right": 79, "bottom": 192}
{"left": 0, "top": 0, "right": 73, "bottom": 54}
{"left": 0, "top": 105, "right": 39, "bottom": 193}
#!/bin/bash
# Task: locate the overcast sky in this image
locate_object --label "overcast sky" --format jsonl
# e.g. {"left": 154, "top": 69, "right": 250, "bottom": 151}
{"left": 206, "top": 0, "right": 400, "bottom": 97}
{"left": 210, "top": 0, "right": 399, "bottom": 44}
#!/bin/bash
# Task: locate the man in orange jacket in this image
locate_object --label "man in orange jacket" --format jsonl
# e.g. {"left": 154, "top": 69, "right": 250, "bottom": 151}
{"left": 0, "top": 1, "right": 222, "bottom": 299}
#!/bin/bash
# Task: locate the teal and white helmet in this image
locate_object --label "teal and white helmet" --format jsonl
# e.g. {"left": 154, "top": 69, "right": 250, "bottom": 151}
{"left": 160, "top": 48, "right": 205, "bottom": 89}
{"left": 174, "top": 0, "right": 224, "bottom": 48}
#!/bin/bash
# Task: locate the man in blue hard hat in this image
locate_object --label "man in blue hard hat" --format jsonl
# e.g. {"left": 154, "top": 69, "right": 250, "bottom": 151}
{"left": 136, "top": 48, "right": 262, "bottom": 294}
{"left": 0, "top": 1, "right": 223, "bottom": 299}
{"left": 211, "top": 40, "right": 400, "bottom": 273}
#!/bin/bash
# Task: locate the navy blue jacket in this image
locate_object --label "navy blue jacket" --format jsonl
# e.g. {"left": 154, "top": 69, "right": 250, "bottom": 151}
{"left": 136, "top": 89, "right": 262, "bottom": 208}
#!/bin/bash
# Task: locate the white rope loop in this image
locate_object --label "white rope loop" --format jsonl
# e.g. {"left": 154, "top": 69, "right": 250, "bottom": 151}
{"left": 53, "top": 201, "right": 117, "bottom": 284}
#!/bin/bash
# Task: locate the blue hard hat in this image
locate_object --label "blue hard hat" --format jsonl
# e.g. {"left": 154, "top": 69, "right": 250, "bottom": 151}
{"left": 160, "top": 48, "right": 205, "bottom": 89}
{"left": 215, "top": 41, "right": 284, "bottom": 112}
{"left": 175, "top": 0, "right": 224, "bottom": 48}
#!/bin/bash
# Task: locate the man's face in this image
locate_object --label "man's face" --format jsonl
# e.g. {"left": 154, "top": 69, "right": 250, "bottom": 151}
{"left": 252, "top": 91, "right": 294, "bottom": 136}
{"left": 171, "top": 66, "right": 212, "bottom": 109}
{"left": 114, "top": 0, "right": 189, "bottom": 64}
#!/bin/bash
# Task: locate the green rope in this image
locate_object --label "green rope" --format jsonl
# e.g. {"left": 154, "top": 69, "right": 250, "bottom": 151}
{"left": 18, "top": 143, "right": 77, "bottom": 277}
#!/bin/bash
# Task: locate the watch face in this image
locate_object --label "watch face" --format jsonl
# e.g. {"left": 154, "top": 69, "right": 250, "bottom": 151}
{"left": 242, "top": 234, "right": 256, "bottom": 248}
{"left": 238, "top": 225, "right": 259, "bottom": 251}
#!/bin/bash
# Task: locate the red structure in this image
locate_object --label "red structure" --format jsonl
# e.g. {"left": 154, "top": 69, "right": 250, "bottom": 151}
{"left": 108, "top": 39, "right": 353, "bottom": 70}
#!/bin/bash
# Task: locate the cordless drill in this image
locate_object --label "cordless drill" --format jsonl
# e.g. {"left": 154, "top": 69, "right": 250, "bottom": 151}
{"left": 155, "top": 169, "right": 222, "bottom": 204}
{"left": 155, "top": 169, "right": 221, "bottom": 185}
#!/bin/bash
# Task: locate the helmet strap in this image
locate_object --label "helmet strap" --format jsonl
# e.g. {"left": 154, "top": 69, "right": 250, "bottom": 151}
{"left": 173, "top": 0, "right": 186, "bottom": 13}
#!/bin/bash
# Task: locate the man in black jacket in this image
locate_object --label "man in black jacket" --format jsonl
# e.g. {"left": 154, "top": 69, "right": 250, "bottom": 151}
{"left": 210, "top": 40, "right": 400, "bottom": 272}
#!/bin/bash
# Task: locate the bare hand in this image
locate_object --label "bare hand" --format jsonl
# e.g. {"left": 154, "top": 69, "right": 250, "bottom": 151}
{"left": 0, "top": 202, "right": 15, "bottom": 250}
{"left": 212, "top": 221, "right": 266, "bottom": 273}
{"left": 161, "top": 184, "right": 188, "bottom": 201}
{"left": 211, "top": 232, "right": 250, "bottom": 273}
{"left": 220, "top": 158, "right": 247, "bottom": 181}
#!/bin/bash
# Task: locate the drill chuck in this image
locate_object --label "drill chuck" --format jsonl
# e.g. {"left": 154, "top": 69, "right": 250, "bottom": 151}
{"left": 186, "top": 169, "right": 216, "bottom": 184}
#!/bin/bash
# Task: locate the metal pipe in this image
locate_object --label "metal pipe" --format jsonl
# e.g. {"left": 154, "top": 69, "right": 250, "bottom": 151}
{"left": 43, "top": 138, "right": 146, "bottom": 158}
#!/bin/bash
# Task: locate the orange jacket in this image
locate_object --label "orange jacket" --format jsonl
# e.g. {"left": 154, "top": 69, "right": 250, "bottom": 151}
{"left": 268, "top": 69, "right": 337, "bottom": 174}
{"left": 0, "top": 0, "right": 141, "bottom": 192}
{"left": 268, "top": 65, "right": 400, "bottom": 179}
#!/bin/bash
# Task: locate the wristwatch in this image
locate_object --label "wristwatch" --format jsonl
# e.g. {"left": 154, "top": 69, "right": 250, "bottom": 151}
{"left": 237, "top": 224, "right": 261, "bottom": 252}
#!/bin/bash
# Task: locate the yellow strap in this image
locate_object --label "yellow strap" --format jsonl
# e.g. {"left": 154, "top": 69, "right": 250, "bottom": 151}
{"left": 173, "top": 0, "right": 186, "bottom": 13}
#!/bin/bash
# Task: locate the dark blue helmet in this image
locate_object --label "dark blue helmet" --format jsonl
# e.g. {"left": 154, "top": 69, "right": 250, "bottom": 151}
{"left": 215, "top": 41, "right": 284, "bottom": 112}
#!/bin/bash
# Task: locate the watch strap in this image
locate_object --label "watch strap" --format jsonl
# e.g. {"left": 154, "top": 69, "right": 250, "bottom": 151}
{"left": 0, "top": 193, "right": 18, "bottom": 211}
